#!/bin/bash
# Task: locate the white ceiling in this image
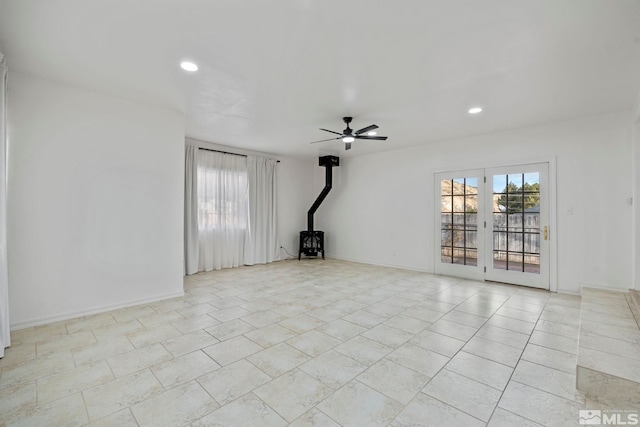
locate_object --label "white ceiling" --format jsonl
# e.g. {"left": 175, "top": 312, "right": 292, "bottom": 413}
{"left": 1, "top": 0, "right": 640, "bottom": 159}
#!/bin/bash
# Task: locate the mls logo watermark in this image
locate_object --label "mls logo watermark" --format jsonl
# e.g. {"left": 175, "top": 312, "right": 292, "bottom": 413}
{"left": 579, "top": 410, "right": 639, "bottom": 425}
{"left": 580, "top": 410, "right": 602, "bottom": 425}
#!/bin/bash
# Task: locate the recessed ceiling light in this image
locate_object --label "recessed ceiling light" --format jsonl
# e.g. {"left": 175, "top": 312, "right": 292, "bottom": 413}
{"left": 180, "top": 61, "right": 198, "bottom": 72}
{"left": 468, "top": 107, "right": 482, "bottom": 114}
{"left": 367, "top": 131, "right": 377, "bottom": 136}
{"left": 343, "top": 136, "right": 355, "bottom": 143}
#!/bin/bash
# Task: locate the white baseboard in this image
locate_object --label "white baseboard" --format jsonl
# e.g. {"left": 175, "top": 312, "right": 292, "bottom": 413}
{"left": 326, "top": 254, "right": 584, "bottom": 295}
{"left": 10, "top": 290, "right": 185, "bottom": 331}
{"left": 578, "top": 282, "right": 630, "bottom": 295}
{"left": 555, "top": 288, "right": 581, "bottom": 296}
{"left": 324, "top": 253, "right": 433, "bottom": 274}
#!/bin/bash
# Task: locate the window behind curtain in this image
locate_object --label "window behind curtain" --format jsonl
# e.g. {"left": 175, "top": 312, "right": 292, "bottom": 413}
{"left": 196, "top": 150, "right": 248, "bottom": 271}
{"left": 197, "top": 165, "right": 248, "bottom": 231}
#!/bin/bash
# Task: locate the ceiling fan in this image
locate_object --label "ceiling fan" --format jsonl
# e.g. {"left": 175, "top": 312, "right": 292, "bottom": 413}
{"left": 310, "top": 117, "right": 388, "bottom": 150}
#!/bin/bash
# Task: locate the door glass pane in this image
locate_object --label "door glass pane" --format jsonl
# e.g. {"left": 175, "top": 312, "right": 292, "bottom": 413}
{"left": 465, "top": 195, "right": 478, "bottom": 212}
{"left": 441, "top": 247, "right": 452, "bottom": 263}
{"left": 441, "top": 196, "right": 452, "bottom": 212}
{"left": 525, "top": 197, "right": 540, "bottom": 213}
{"left": 452, "top": 213, "right": 465, "bottom": 228}
{"left": 441, "top": 180, "right": 452, "bottom": 195}
{"left": 493, "top": 250, "right": 507, "bottom": 270}
{"left": 493, "top": 231, "right": 507, "bottom": 251}
{"left": 524, "top": 232, "right": 539, "bottom": 254}
{"left": 466, "top": 178, "right": 479, "bottom": 194}
{"left": 523, "top": 173, "right": 539, "bottom": 187}
{"left": 465, "top": 213, "right": 478, "bottom": 230}
{"left": 452, "top": 248, "right": 465, "bottom": 265}
{"left": 441, "top": 230, "right": 452, "bottom": 253}
{"left": 493, "top": 194, "right": 506, "bottom": 213}
{"left": 507, "top": 253, "right": 524, "bottom": 272}
{"left": 507, "top": 232, "right": 522, "bottom": 251}
{"left": 526, "top": 255, "right": 540, "bottom": 274}
{"left": 493, "top": 175, "right": 507, "bottom": 193}
{"left": 452, "top": 178, "right": 466, "bottom": 195}
{"left": 465, "top": 249, "right": 478, "bottom": 266}
{"left": 441, "top": 213, "right": 452, "bottom": 225}
{"left": 440, "top": 177, "right": 479, "bottom": 267}
{"left": 492, "top": 172, "right": 540, "bottom": 274}
{"left": 505, "top": 194, "right": 524, "bottom": 214}
{"left": 452, "top": 196, "right": 465, "bottom": 212}
{"left": 465, "top": 230, "right": 477, "bottom": 248}
{"left": 508, "top": 173, "right": 523, "bottom": 188}
{"left": 524, "top": 213, "right": 539, "bottom": 232}
{"left": 453, "top": 230, "right": 465, "bottom": 247}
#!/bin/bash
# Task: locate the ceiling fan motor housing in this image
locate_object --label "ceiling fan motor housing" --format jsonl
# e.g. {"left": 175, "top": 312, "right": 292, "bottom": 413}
{"left": 343, "top": 117, "right": 353, "bottom": 134}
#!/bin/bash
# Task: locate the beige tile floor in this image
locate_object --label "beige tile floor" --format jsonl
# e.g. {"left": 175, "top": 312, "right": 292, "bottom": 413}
{"left": 576, "top": 288, "right": 640, "bottom": 411}
{"left": 0, "top": 259, "right": 603, "bottom": 426}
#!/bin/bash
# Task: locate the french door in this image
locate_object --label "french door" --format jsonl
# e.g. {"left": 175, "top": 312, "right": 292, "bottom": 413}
{"left": 435, "top": 163, "right": 550, "bottom": 289}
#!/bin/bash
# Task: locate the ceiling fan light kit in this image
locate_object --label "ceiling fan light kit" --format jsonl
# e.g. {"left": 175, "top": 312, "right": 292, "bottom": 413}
{"left": 180, "top": 61, "right": 198, "bottom": 71}
{"left": 310, "top": 116, "right": 388, "bottom": 150}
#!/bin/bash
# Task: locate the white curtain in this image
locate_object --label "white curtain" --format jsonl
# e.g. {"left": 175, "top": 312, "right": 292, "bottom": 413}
{"left": 184, "top": 145, "right": 199, "bottom": 275}
{"left": 0, "top": 52, "right": 10, "bottom": 358}
{"left": 184, "top": 147, "right": 280, "bottom": 274}
{"left": 197, "top": 150, "right": 248, "bottom": 271}
{"left": 244, "top": 156, "right": 279, "bottom": 265}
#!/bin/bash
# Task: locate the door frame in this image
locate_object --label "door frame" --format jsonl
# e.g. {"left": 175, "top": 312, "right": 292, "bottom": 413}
{"left": 433, "top": 156, "right": 557, "bottom": 292}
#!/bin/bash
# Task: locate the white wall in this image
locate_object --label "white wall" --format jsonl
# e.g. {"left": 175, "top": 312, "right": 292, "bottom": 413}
{"left": 315, "top": 112, "right": 633, "bottom": 294}
{"left": 7, "top": 72, "right": 186, "bottom": 328}
{"left": 184, "top": 138, "right": 315, "bottom": 260}
{"left": 277, "top": 157, "right": 315, "bottom": 256}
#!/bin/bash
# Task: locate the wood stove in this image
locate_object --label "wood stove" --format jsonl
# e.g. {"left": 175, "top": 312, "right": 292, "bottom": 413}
{"left": 299, "top": 155, "right": 339, "bottom": 259}
{"left": 299, "top": 230, "right": 324, "bottom": 259}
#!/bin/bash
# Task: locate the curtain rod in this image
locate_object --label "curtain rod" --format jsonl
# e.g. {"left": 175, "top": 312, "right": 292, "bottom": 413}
{"left": 198, "top": 147, "right": 280, "bottom": 163}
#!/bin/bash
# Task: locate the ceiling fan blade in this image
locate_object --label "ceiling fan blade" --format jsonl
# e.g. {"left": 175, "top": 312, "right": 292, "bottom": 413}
{"left": 320, "top": 128, "right": 343, "bottom": 136}
{"left": 310, "top": 137, "right": 341, "bottom": 144}
{"left": 345, "top": 142, "right": 352, "bottom": 150}
{"left": 354, "top": 135, "right": 388, "bottom": 140}
{"left": 355, "top": 124, "right": 378, "bottom": 135}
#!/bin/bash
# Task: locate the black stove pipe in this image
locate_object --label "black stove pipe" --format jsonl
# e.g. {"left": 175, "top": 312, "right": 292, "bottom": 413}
{"left": 307, "top": 155, "right": 339, "bottom": 231}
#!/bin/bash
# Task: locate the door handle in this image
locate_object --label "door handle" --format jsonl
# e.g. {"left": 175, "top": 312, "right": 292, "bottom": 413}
{"left": 543, "top": 226, "right": 548, "bottom": 241}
